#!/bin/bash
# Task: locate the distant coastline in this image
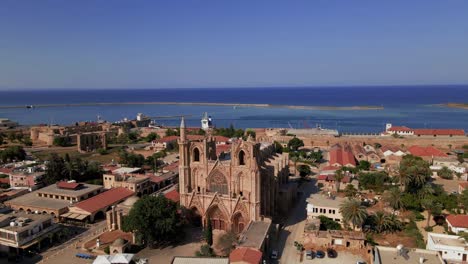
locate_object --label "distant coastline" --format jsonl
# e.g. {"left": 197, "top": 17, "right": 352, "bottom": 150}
{"left": 0, "top": 102, "right": 384, "bottom": 111}
{"left": 443, "top": 103, "right": 468, "bottom": 110}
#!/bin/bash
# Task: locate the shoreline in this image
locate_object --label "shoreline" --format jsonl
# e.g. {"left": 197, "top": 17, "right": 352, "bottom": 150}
{"left": 0, "top": 102, "right": 384, "bottom": 111}
{"left": 442, "top": 103, "right": 468, "bottom": 110}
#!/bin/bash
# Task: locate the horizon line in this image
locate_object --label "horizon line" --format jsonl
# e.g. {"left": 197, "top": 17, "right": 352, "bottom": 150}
{"left": 1, "top": 83, "right": 468, "bottom": 92}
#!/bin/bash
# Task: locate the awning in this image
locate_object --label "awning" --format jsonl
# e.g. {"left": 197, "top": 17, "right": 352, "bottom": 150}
{"left": 61, "top": 212, "right": 88, "bottom": 221}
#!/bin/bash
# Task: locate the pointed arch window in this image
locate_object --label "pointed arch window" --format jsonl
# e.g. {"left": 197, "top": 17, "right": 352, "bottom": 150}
{"left": 193, "top": 148, "right": 200, "bottom": 162}
{"left": 239, "top": 150, "right": 245, "bottom": 165}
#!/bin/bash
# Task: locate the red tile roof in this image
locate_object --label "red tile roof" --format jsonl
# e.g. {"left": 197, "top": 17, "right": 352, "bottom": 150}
{"left": 317, "top": 175, "right": 328, "bottom": 180}
{"left": 408, "top": 146, "right": 447, "bottom": 157}
{"left": 154, "top": 135, "right": 179, "bottom": 143}
{"left": 216, "top": 144, "right": 232, "bottom": 156}
{"left": 326, "top": 175, "right": 351, "bottom": 183}
{"left": 56, "top": 181, "right": 81, "bottom": 190}
{"left": 387, "top": 126, "right": 412, "bottom": 132}
{"left": 329, "top": 145, "right": 356, "bottom": 167}
{"left": 0, "top": 178, "right": 10, "bottom": 184}
{"left": 321, "top": 165, "right": 340, "bottom": 171}
{"left": 0, "top": 168, "right": 14, "bottom": 174}
{"left": 229, "top": 247, "right": 263, "bottom": 264}
{"left": 187, "top": 135, "right": 204, "bottom": 141}
{"left": 380, "top": 145, "right": 404, "bottom": 153}
{"left": 162, "top": 161, "right": 179, "bottom": 172}
{"left": 214, "top": 136, "right": 230, "bottom": 143}
{"left": 75, "top": 187, "right": 134, "bottom": 213}
{"left": 413, "top": 129, "right": 465, "bottom": 136}
{"left": 459, "top": 182, "right": 468, "bottom": 190}
{"left": 446, "top": 214, "right": 468, "bottom": 228}
{"left": 164, "top": 189, "right": 180, "bottom": 203}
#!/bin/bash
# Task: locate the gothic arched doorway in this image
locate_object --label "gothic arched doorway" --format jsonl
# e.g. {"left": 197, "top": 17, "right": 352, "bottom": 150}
{"left": 232, "top": 212, "right": 246, "bottom": 234}
{"left": 190, "top": 207, "right": 202, "bottom": 227}
{"left": 206, "top": 205, "right": 228, "bottom": 231}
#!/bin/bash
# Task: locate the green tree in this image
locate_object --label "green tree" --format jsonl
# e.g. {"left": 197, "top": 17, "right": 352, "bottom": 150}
{"left": 287, "top": 137, "right": 304, "bottom": 151}
{"left": 44, "top": 153, "right": 66, "bottom": 185}
{"left": 340, "top": 199, "right": 367, "bottom": 230}
{"left": 218, "top": 232, "right": 236, "bottom": 256}
{"left": 318, "top": 215, "right": 342, "bottom": 230}
{"left": 245, "top": 129, "right": 256, "bottom": 140}
{"left": 334, "top": 169, "right": 345, "bottom": 191}
{"left": 196, "top": 244, "right": 214, "bottom": 257}
{"left": 459, "top": 190, "right": 468, "bottom": 214}
{"left": 122, "top": 195, "right": 182, "bottom": 246}
{"left": 165, "top": 128, "right": 179, "bottom": 137}
{"left": 145, "top": 132, "right": 159, "bottom": 142}
{"left": 53, "top": 136, "right": 71, "bottom": 147}
{"left": 421, "top": 196, "right": 442, "bottom": 228}
{"left": 358, "top": 171, "right": 390, "bottom": 193}
{"left": 399, "top": 155, "right": 431, "bottom": 192}
{"left": 204, "top": 218, "right": 213, "bottom": 246}
{"left": 0, "top": 134, "right": 3, "bottom": 145}
{"left": 358, "top": 160, "right": 371, "bottom": 171}
{"left": 344, "top": 184, "right": 358, "bottom": 198}
{"left": 383, "top": 188, "right": 404, "bottom": 212}
{"left": 298, "top": 165, "right": 311, "bottom": 177}
{"left": 437, "top": 166, "right": 453, "bottom": 179}
{"left": 0, "top": 146, "right": 27, "bottom": 163}
{"left": 372, "top": 211, "right": 392, "bottom": 233}
{"left": 273, "top": 141, "right": 283, "bottom": 154}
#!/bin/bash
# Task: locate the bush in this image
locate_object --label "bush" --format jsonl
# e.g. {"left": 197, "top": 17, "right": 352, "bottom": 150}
{"left": 196, "top": 244, "right": 214, "bottom": 257}
{"left": 97, "top": 148, "right": 108, "bottom": 155}
{"left": 424, "top": 226, "right": 433, "bottom": 232}
{"left": 104, "top": 246, "right": 110, "bottom": 254}
{"left": 414, "top": 211, "right": 425, "bottom": 221}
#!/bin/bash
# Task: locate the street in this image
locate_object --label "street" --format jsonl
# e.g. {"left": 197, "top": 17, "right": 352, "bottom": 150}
{"left": 273, "top": 180, "right": 317, "bottom": 264}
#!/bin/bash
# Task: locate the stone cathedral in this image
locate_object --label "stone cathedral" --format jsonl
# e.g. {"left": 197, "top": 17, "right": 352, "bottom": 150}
{"left": 178, "top": 117, "right": 292, "bottom": 233}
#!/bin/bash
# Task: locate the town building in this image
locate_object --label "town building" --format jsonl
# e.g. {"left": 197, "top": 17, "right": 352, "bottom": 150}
{"left": 329, "top": 144, "right": 356, "bottom": 167}
{"left": 93, "top": 253, "right": 136, "bottom": 264}
{"left": 426, "top": 232, "right": 468, "bottom": 262}
{"left": 382, "top": 123, "right": 465, "bottom": 137}
{"left": 352, "top": 144, "right": 381, "bottom": 164}
{"left": 62, "top": 187, "right": 134, "bottom": 222}
{"left": 77, "top": 132, "right": 107, "bottom": 153}
{"left": 306, "top": 193, "right": 345, "bottom": 225}
{"left": 8, "top": 172, "right": 44, "bottom": 190}
{"left": 0, "top": 212, "right": 58, "bottom": 252}
{"left": 229, "top": 247, "right": 262, "bottom": 264}
{"left": 446, "top": 215, "right": 468, "bottom": 235}
{"left": 103, "top": 172, "right": 152, "bottom": 196}
{"left": 373, "top": 245, "right": 444, "bottom": 264}
{"left": 178, "top": 117, "right": 294, "bottom": 234}
{"left": 5, "top": 182, "right": 103, "bottom": 217}
{"left": 431, "top": 157, "right": 466, "bottom": 174}
{"left": 0, "top": 118, "right": 18, "bottom": 130}
{"left": 201, "top": 112, "right": 213, "bottom": 131}
{"left": 408, "top": 146, "right": 447, "bottom": 162}
{"left": 303, "top": 229, "right": 367, "bottom": 250}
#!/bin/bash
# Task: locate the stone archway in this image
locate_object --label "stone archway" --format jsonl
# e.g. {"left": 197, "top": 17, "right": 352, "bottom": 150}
{"left": 190, "top": 207, "right": 202, "bottom": 227}
{"left": 232, "top": 212, "right": 246, "bottom": 234}
{"left": 206, "top": 205, "right": 228, "bottom": 231}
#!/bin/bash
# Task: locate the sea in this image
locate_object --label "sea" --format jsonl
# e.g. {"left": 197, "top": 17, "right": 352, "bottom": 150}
{"left": 0, "top": 85, "right": 467, "bottom": 133}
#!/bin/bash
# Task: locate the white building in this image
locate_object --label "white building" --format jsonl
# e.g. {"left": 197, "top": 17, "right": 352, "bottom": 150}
{"left": 446, "top": 215, "right": 468, "bottom": 235}
{"left": 382, "top": 123, "right": 414, "bottom": 136}
{"left": 427, "top": 232, "right": 468, "bottom": 262}
{"left": 201, "top": 112, "right": 213, "bottom": 130}
{"left": 373, "top": 245, "right": 444, "bottom": 264}
{"left": 306, "top": 193, "right": 345, "bottom": 225}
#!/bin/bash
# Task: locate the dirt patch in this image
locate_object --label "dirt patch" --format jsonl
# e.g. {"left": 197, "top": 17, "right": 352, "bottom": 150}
{"left": 373, "top": 231, "right": 417, "bottom": 248}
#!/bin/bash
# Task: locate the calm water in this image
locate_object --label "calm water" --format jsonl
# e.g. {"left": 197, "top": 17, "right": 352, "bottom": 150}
{"left": 0, "top": 86, "right": 467, "bottom": 133}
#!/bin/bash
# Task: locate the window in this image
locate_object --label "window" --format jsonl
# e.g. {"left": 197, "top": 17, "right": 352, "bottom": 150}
{"left": 193, "top": 148, "right": 200, "bottom": 162}
{"left": 239, "top": 150, "right": 245, "bottom": 165}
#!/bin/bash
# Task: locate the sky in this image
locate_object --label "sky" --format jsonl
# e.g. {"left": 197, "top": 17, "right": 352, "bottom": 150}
{"left": 0, "top": 0, "right": 468, "bottom": 90}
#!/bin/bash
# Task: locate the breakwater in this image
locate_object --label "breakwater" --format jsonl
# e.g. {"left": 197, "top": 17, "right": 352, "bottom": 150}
{"left": 0, "top": 101, "right": 384, "bottom": 111}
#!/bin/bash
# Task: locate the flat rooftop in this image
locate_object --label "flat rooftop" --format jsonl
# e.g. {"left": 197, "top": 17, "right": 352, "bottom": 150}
{"left": 428, "top": 232, "right": 467, "bottom": 248}
{"left": 112, "top": 167, "right": 141, "bottom": 174}
{"left": 375, "top": 246, "right": 444, "bottom": 264}
{"left": 172, "top": 257, "right": 229, "bottom": 264}
{"left": 38, "top": 182, "right": 102, "bottom": 197}
{"left": 306, "top": 193, "right": 346, "bottom": 208}
{"left": 0, "top": 211, "right": 52, "bottom": 233}
{"left": 6, "top": 191, "right": 70, "bottom": 210}
{"left": 238, "top": 220, "right": 272, "bottom": 249}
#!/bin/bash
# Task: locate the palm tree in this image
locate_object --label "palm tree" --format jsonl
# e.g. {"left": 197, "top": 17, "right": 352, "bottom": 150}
{"left": 290, "top": 156, "right": 299, "bottom": 176}
{"left": 340, "top": 199, "right": 367, "bottom": 230}
{"left": 421, "top": 196, "right": 442, "bottom": 228}
{"left": 373, "top": 211, "right": 391, "bottom": 233}
{"left": 383, "top": 188, "right": 404, "bottom": 213}
{"left": 334, "top": 169, "right": 345, "bottom": 192}
{"left": 418, "top": 183, "right": 434, "bottom": 200}
{"left": 387, "top": 213, "right": 402, "bottom": 232}
{"left": 62, "top": 160, "right": 77, "bottom": 180}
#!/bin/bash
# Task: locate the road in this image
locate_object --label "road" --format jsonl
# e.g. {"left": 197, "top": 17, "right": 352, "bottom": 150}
{"left": 273, "top": 180, "right": 317, "bottom": 264}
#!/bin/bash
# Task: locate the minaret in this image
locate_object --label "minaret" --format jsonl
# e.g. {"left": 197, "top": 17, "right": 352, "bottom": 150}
{"left": 178, "top": 117, "right": 191, "bottom": 199}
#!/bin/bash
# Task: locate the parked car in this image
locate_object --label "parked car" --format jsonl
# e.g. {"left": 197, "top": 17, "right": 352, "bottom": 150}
{"left": 327, "top": 248, "right": 337, "bottom": 258}
{"left": 270, "top": 250, "right": 278, "bottom": 259}
{"left": 316, "top": 250, "right": 325, "bottom": 258}
{"left": 356, "top": 261, "right": 367, "bottom": 264}
{"left": 305, "top": 250, "right": 314, "bottom": 259}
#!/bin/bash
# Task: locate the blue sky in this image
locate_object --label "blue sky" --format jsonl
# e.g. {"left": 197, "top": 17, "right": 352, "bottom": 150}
{"left": 1, "top": 0, "right": 467, "bottom": 90}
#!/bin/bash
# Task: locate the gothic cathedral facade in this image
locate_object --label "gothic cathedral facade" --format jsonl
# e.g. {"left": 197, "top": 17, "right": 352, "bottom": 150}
{"left": 178, "top": 118, "right": 290, "bottom": 233}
